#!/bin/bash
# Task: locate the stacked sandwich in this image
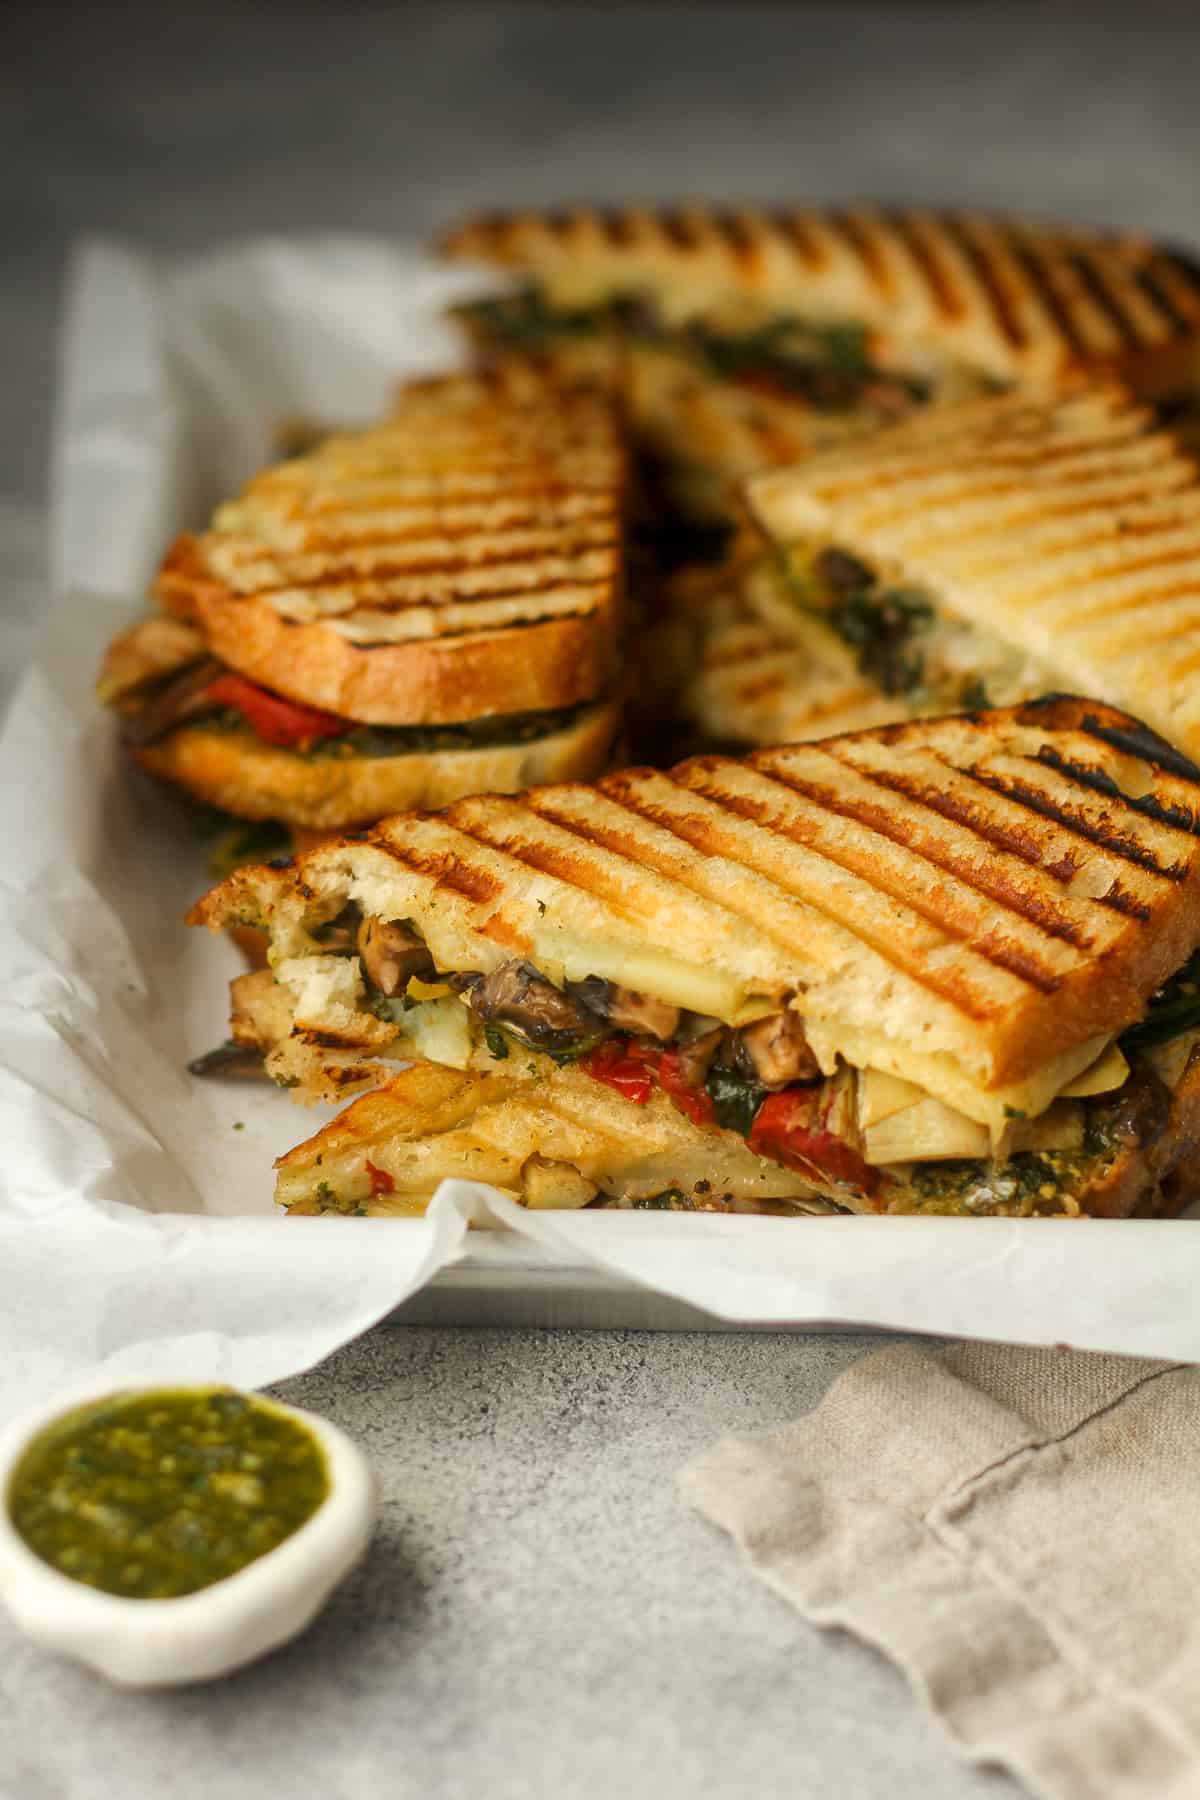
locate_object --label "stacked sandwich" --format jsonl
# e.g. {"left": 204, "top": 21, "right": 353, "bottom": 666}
{"left": 103, "top": 198, "right": 1200, "bottom": 1225}
{"left": 443, "top": 205, "right": 1200, "bottom": 528}
{"left": 98, "top": 372, "right": 627, "bottom": 834}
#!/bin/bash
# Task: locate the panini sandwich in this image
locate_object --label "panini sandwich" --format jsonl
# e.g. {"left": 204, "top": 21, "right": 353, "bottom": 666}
{"left": 443, "top": 205, "right": 1200, "bottom": 522}
{"left": 191, "top": 697, "right": 1200, "bottom": 1219}
{"left": 681, "top": 382, "right": 1200, "bottom": 758}
{"left": 98, "top": 372, "right": 626, "bottom": 832}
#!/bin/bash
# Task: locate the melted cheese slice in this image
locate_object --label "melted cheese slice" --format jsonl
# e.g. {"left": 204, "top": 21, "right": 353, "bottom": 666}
{"left": 804, "top": 1019, "right": 1114, "bottom": 1139}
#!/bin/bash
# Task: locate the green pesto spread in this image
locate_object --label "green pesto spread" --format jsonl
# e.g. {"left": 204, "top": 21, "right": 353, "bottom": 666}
{"left": 9, "top": 1388, "right": 327, "bottom": 1599}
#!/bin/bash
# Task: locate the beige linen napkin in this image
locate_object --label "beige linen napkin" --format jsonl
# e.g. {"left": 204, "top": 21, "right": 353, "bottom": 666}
{"left": 680, "top": 1344, "right": 1200, "bottom": 1800}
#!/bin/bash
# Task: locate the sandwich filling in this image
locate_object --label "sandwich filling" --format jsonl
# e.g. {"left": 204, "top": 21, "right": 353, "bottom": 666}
{"left": 110, "top": 646, "right": 593, "bottom": 762}
{"left": 244, "top": 898, "right": 1200, "bottom": 1217}
{"left": 455, "top": 288, "right": 997, "bottom": 429}
{"left": 755, "top": 544, "right": 1061, "bottom": 717}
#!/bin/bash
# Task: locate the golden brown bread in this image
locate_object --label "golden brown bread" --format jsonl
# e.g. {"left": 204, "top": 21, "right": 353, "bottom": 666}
{"left": 190, "top": 698, "right": 1200, "bottom": 1107}
{"left": 444, "top": 206, "right": 1200, "bottom": 390}
{"left": 154, "top": 372, "right": 627, "bottom": 726}
{"left": 133, "top": 700, "right": 621, "bottom": 832}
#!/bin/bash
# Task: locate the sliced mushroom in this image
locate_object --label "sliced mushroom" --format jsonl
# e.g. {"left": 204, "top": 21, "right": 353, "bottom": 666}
{"left": 98, "top": 616, "right": 210, "bottom": 706}
{"left": 733, "top": 1011, "right": 820, "bottom": 1088}
{"left": 469, "top": 960, "right": 599, "bottom": 1054}
{"left": 120, "top": 658, "right": 226, "bottom": 746}
{"left": 606, "top": 987, "right": 680, "bottom": 1041}
{"left": 566, "top": 975, "right": 680, "bottom": 1041}
{"left": 675, "top": 1025, "right": 724, "bottom": 1088}
{"left": 356, "top": 916, "right": 435, "bottom": 997}
{"left": 520, "top": 1155, "right": 599, "bottom": 1211}
{"left": 187, "top": 1042, "right": 267, "bottom": 1080}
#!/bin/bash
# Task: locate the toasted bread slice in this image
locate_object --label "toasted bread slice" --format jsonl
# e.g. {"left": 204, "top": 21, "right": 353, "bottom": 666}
{"left": 132, "top": 699, "right": 620, "bottom": 832}
{"left": 746, "top": 382, "right": 1200, "bottom": 763}
{"left": 444, "top": 206, "right": 1200, "bottom": 391}
{"left": 155, "top": 372, "right": 627, "bottom": 725}
{"left": 273, "top": 1036, "right": 1200, "bottom": 1220}
{"left": 274, "top": 1059, "right": 832, "bottom": 1217}
{"left": 190, "top": 698, "right": 1200, "bottom": 1118}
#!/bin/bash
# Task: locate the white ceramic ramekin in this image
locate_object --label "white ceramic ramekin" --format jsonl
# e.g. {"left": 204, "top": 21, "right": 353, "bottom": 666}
{"left": 0, "top": 1383, "right": 378, "bottom": 1687}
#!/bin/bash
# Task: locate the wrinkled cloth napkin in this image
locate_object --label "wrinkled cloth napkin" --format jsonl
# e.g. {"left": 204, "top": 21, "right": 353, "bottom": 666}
{"left": 681, "top": 1344, "right": 1200, "bottom": 1800}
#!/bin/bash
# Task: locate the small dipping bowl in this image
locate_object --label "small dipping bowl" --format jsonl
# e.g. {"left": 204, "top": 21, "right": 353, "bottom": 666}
{"left": 0, "top": 1383, "right": 377, "bottom": 1687}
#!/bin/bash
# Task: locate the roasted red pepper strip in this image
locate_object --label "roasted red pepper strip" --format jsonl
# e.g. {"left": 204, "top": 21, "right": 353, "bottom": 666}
{"left": 748, "top": 1089, "right": 876, "bottom": 1193}
{"left": 578, "top": 1039, "right": 655, "bottom": 1105}
{"left": 656, "top": 1047, "right": 717, "bottom": 1128}
{"left": 206, "top": 673, "right": 354, "bottom": 749}
{"left": 364, "top": 1159, "right": 396, "bottom": 1197}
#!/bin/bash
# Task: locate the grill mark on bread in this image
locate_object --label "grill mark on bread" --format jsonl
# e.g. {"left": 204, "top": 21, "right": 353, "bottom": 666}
{"left": 933, "top": 216, "right": 1026, "bottom": 346}
{"left": 679, "top": 760, "right": 1068, "bottom": 993}
{"left": 891, "top": 212, "right": 964, "bottom": 321}
{"left": 365, "top": 836, "right": 504, "bottom": 904}
{"left": 444, "top": 207, "right": 1200, "bottom": 381}
{"left": 1066, "top": 251, "right": 1149, "bottom": 347}
{"left": 963, "top": 766, "right": 1188, "bottom": 879}
{"left": 755, "top": 753, "right": 1094, "bottom": 949}
{"left": 834, "top": 211, "right": 895, "bottom": 299}
{"left": 1036, "top": 746, "right": 1200, "bottom": 841}
{"left": 767, "top": 212, "right": 829, "bottom": 269}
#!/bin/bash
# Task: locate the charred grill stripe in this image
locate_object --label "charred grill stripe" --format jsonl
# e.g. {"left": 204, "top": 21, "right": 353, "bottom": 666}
{"left": 234, "top": 530, "right": 618, "bottom": 579}
{"left": 949, "top": 221, "right": 1028, "bottom": 348}
{"left": 1009, "top": 241, "right": 1090, "bottom": 357}
{"left": 828, "top": 759, "right": 1079, "bottom": 877}
{"left": 1036, "top": 746, "right": 1200, "bottom": 841}
{"left": 1078, "top": 709, "right": 1200, "bottom": 786}
{"left": 833, "top": 211, "right": 895, "bottom": 298}
{"left": 365, "top": 838, "right": 504, "bottom": 904}
{"left": 660, "top": 208, "right": 703, "bottom": 251}
{"left": 760, "top": 755, "right": 1094, "bottom": 948}
{"left": 768, "top": 211, "right": 830, "bottom": 268}
{"left": 713, "top": 210, "right": 758, "bottom": 265}
{"left": 683, "top": 767, "right": 1066, "bottom": 993}
{"left": 251, "top": 579, "right": 609, "bottom": 621}
{"left": 601, "top": 209, "right": 638, "bottom": 248}
{"left": 1068, "top": 250, "right": 1150, "bottom": 347}
{"left": 964, "top": 767, "right": 1188, "bottom": 879}
{"left": 1094, "top": 884, "right": 1152, "bottom": 921}
{"left": 889, "top": 212, "right": 965, "bottom": 321}
{"left": 1134, "top": 260, "right": 1200, "bottom": 334}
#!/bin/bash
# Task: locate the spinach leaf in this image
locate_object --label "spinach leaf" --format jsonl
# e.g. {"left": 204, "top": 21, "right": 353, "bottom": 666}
{"left": 705, "top": 1065, "right": 766, "bottom": 1137}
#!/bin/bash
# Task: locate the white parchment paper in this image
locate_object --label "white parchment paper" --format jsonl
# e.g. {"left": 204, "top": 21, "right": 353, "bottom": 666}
{"left": 1, "top": 234, "right": 1199, "bottom": 1419}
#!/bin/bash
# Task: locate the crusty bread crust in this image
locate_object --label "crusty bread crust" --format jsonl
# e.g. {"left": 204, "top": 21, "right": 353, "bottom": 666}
{"left": 134, "top": 701, "right": 620, "bottom": 831}
{"left": 443, "top": 206, "right": 1200, "bottom": 389}
{"left": 155, "top": 370, "right": 627, "bottom": 725}
{"left": 158, "top": 534, "right": 622, "bottom": 727}
{"left": 189, "top": 698, "right": 1200, "bottom": 1097}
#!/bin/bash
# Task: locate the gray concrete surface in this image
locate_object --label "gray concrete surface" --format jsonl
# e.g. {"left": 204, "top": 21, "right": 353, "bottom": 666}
{"left": 5, "top": 3, "right": 1198, "bottom": 1793}
{"left": 0, "top": 1329, "right": 1014, "bottom": 1800}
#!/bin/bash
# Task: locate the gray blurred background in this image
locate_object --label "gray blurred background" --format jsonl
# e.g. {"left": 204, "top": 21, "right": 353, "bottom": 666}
{"left": 7, "top": 0, "right": 1200, "bottom": 508}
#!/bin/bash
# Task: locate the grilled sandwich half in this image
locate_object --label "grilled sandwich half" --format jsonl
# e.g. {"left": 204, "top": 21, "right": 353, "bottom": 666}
{"left": 678, "top": 382, "right": 1200, "bottom": 760}
{"left": 191, "top": 698, "right": 1200, "bottom": 1219}
{"left": 442, "top": 205, "right": 1200, "bottom": 521}
{"left": 98, "top": 372, "right": 627, "bottom": 832}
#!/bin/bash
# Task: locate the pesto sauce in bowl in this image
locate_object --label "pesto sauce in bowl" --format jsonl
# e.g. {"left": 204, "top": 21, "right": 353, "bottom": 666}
{"left": 7, "top": 1388, "right": 328, "bottom": 1600}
